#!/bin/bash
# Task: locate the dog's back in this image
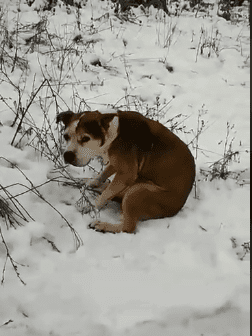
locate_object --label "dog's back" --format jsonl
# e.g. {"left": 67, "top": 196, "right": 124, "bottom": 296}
{"left": 112, "top": 111, "right": 195, "bottom": 200}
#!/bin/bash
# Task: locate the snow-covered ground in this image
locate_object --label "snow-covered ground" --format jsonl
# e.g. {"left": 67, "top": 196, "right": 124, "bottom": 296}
{"left": 0, "top": 0, "right": 250, "bottom": 335}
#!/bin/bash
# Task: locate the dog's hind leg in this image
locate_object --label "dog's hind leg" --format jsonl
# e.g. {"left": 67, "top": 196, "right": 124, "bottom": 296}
{"left": 122, "top": 183, "right": 186, "bottom": 225}
{"left": 89, "top": 182, "right": 186, "bottom": 233}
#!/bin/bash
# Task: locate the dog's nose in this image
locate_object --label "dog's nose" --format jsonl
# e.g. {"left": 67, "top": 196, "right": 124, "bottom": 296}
{"left": 64, "top": 151, "right": 75, "bottom": 164}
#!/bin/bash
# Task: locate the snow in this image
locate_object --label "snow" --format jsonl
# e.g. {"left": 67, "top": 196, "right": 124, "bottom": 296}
{"left": 0, "top": 0, "right": 250, "bottom": 335}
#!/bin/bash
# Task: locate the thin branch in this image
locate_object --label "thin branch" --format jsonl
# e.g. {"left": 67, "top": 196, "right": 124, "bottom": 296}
{"left": 0, "top": 226, "right": 26, "bottom": 285}
{"left": 11, "top": 78, "right": 48, "bottom": 146}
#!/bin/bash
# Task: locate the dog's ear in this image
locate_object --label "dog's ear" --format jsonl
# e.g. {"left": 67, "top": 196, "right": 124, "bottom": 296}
{"left": 100, "top": 114, "right": 118, "bottom": 132}
{"left": 100, "top": 115, "right": 119, "bottom": 150}
{"left": 107, "top": 115, "right": 119, "bottom": 139}
{"left": 56, "top": 111, "right": 74, "bottom": 127}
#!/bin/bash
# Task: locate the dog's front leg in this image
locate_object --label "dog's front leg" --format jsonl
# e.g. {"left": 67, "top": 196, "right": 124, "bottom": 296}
{"left": 88, "top": 175, "right": 131, "bottom": 233}
{"left": 94, "top": 173, "right": 133, "bottom": 211}
{"left": 86, "top": 164, "right": 116, "bottom": 189}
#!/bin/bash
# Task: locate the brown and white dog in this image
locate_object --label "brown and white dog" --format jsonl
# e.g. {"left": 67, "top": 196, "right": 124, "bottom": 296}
{"left": 56, "top": 110, "right": 195, "bottom": 233}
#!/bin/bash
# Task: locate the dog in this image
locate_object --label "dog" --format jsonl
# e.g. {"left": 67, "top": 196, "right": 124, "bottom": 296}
{"left": 56, "top": 110, "right": 195, "bottom": 233}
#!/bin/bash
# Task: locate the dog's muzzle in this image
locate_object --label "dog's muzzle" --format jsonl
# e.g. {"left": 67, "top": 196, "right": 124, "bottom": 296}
{"left": 64, "top": 151, "right": 76, "bottom": 164}
{"left": 63, "top": 151, "right": 91, "bottom": 167}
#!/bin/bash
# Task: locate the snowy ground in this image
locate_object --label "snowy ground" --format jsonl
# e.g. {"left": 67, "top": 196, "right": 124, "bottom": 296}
{"left": 0, "top": 0, "right": 250, "bottom": 335}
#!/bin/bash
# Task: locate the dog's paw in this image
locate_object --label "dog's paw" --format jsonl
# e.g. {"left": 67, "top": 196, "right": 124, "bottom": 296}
{"left": 88, "top": 221, "right": 123, "bottom": 233}
{"left": 76, "top": 202, "right": 95, "bottom": 214}
{"left": 82, "top": 205, "right": 95, "bottom": 214}
{"left": 85, "top": 178, "right": 102, "bottom": 189}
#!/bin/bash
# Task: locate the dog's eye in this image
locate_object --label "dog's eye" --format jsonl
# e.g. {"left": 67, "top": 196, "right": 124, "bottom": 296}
{"left": 64, "top": 134, "right": 70, "bottom": 141}
{"left": 81, "top": 136, "right": 90, "bottom": 143}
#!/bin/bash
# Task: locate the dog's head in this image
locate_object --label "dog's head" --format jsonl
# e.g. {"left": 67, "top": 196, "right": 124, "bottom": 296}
{"left": 56, "top": 110, "right": 119, "bottom": 166}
